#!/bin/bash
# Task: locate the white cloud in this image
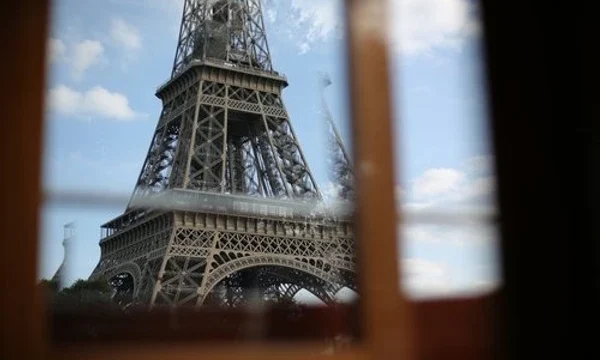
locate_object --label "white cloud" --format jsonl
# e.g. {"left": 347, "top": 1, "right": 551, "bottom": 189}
{"left": 402, "top": 258, "right": 452, "bottom": 298}
{"left": 47, "top": 38, "right": 66, "bottom": 63}
{"left": 401, "top": 256, "right": 500, "bottom": 299}
{"left": 402, "top": 221, "right": 497, "bottom": 247}
{"left": 48, "top": 85, "right": 81, "bottom": 116}
{"left": 71, "top": 40, "right": 105, "bottom": 78}
{"left": 413, "top": 168, "right": 465, "bottom": 198}
{"left": 266, "top": 8, "right": 277, "bottom": 23}
{"left": 298, "top": 42, "right": 310, "bottom": 55}
{"left": 47, "top": 85, "right": 139, "bottom": 121}
{"left": 406, "top": 156, "right": 496, "bottom": 210}
{"left": 114, "top": 0, "right": 478, "bottom": 56}
{"left": 403, "top": 258, "right": 446, "bottom": 278}
{"left": 110, "top": 18, "right": 142, "bottom": 52}
{"left": 82, "top": 86, "right": 138, "bottom": 119}
{"left": 273, "top": 0, "right": 341, "bottom": 54}
{"left": 53, "top": 20, "right": 142, "bottom": 75}
{"left": 402, "top": 258, "right": 501, "bottom": 299}
{"left": 270, "top": 0, "right": 478, "bottom": 56}
{"left": 460, "top": 176, "right": 495, "bottom": 203}
{"left": 290, "top": 0, "right": 340, "bottom": 42}
{"left": 397, "top": 156, "right": 501, "bottom": 298}
{"left": 390, "top": 0, "right": 479, "bottom": 55}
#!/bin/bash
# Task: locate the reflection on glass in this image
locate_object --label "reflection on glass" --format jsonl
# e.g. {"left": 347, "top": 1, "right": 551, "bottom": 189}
{"left": 390, "top": 0, "right": 501, "bottom": 298}
{"left": 41, "top": 0, "right": 356, "bottom": 347}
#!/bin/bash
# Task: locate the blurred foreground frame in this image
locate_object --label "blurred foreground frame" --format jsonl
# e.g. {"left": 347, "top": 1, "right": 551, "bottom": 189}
{"left": 2, "top": 1, "right": 599, "bottom": 360}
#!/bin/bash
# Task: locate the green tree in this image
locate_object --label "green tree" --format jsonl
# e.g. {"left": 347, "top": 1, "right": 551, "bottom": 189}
{"left": 39, "top": 278, "right": 119, "bottom": 310}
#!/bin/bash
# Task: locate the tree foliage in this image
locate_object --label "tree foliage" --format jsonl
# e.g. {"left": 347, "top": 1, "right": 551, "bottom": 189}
{"left": 39, "top": 277, "right": 117, "bottom": 310}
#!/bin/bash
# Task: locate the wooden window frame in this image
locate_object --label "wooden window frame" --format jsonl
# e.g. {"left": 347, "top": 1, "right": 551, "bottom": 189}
{"left": 0, "top": 1, "right": 492, "bottom": 359}
{"left": 6, "top": 0, "right": 597, "bottom": 359}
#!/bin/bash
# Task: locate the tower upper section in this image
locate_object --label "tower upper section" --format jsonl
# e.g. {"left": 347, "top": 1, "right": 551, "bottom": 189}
{"left": 172, "top": 0, "right": 274, "bottom": 77}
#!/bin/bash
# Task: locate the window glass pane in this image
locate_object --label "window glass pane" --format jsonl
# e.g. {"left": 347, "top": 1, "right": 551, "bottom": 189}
{"left": 389, "top": 0, "right": 501, "bottom": 298}
{"left": 41, "top": 0, "right": 357, "bottom": 347}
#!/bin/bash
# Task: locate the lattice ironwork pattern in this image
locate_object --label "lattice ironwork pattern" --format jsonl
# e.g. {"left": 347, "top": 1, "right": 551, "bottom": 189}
{"left": 91, "top": 211, "right": 356, "bottom": 307}
{"left": 172, "top": 0, "right": 273, "bottom": 76}
{"left": 91, "top": 0, "right": 356, "bottom": 308}
{"left": 321, "top": 75, "right": 355, "bottom": 201}
{"left": 132, "top": 71, "right": 320, "bottom": 200}
{"left": 326, "top": 117, "right": 354, "bottom": 201}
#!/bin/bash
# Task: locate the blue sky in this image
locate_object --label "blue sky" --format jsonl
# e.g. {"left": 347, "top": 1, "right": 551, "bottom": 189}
{"left": 41, "top": 0, "right": 500, "bottom": 300}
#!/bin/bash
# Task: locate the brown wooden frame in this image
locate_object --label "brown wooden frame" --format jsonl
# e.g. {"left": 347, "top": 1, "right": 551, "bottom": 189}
{"left": 11, "top": 0, "right": 599, "bottom": 359}
{"left": 1, "top": 1, "right": 414, "bottom": 358}
{"left": 1, "top": 2, "right": 49, "bottom": 359}
{"left": 0, "top": 0, "right": 500, "bottom": 359}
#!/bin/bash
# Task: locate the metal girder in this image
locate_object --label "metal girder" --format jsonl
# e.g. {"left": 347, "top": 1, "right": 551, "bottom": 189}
{"left": 172, "top": 0, "right": 273, "bottom": 77}
{"left": 327, "top": 122, "right": 355, "bottom": 200}
{"left": 321, "top": 76, "right": 355, "bottom": 201}
{"left": 91, "top": 211, "right": 356, "bottom": 308}
{"left": 129, "top": 77, "right": 320, "bottom": 202}
{"left": 91, "top": 0, "right": 355, "bottom": 309}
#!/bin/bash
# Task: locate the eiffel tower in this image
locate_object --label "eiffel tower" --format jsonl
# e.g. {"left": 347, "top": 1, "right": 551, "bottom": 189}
{"left": 90, "top": 0, "right": 356, "bottom": 307}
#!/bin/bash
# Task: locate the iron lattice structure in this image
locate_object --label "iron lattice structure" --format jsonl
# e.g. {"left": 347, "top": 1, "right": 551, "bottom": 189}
{"left": 321, "top": 76, "right": 354, "bottom": 201}
{"left": 90, "top": 0, "right": 356, "bottom": 308}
